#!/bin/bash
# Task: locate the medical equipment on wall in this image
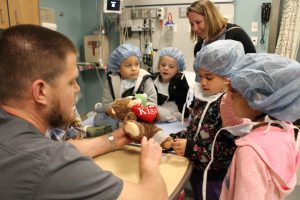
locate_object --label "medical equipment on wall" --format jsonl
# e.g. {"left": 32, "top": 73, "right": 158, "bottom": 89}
{"left": 143, "top": 19, "right": 154, "bottom": 69}
{"left": 84, "top": 35, "right": 109, "bottom": 67}
{"left": 157, "top": 7, "right": 165, "bottom": 28}
{"left": 164, "top": 13, "right": 175, "bottom": 27}
{"left": 103, "top": 0, "right": 123, "bottom": 14}
{"left": 161, "top": 12, "right": 175, "bottom": 47}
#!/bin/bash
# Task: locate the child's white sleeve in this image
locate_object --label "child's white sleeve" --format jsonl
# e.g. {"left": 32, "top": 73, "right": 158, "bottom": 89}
{"left": 143, "top": 78, "right": 157, "bottom": 106}
{"left": 102, "top": 78, "right": 114, "bottom": 111}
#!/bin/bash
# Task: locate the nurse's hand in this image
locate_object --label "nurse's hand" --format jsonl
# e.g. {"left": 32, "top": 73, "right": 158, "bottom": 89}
{"left": 112, "top": 128, "right": 132, "bottom": 148}
{"left": 172, "top": 138, "right": 187, "bottom": 156}
{"left": 140, "top": 137, "right": 162, "bottom": 173}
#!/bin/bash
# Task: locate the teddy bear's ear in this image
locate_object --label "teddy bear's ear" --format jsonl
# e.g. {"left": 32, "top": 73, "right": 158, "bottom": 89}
{"left": 127, "top": 99, "right": 141, "bottom": 108}
{"left": 127, "top": 96, "right": 134, "bottom": 100}
{"left": 106, "top": 107, "right": 116, "bottom": 117}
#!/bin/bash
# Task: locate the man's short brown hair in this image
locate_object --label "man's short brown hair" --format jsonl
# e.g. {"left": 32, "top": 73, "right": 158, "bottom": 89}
{"left": 0, "top": 24, "right": 77, "bottom": 103}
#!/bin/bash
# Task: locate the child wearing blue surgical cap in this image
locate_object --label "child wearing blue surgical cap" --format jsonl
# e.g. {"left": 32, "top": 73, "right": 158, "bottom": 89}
{"left": 171, "top": 40, "right": 245, "bottom": 200}
{"left": 152, "top": 47, "right": 189, "bottom": 122}
{"left": 102, "top": 43, "right": 157, "bottom": 109}
{"left": 220, "top": 53, "right": 300, "bottom": 200}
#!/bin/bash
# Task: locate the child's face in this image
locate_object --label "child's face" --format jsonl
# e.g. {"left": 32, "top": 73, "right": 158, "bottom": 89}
{"left": 229, "top": 85, "right": 262, "bottom": 120}
{"left": 119, "top": 56, "right": 140, "bottom": 80}
{"left": 159, "top": 56, "right": 179, "bottom": 83}
{"left": 198, "top": 68, "right": 227, "bottom": 95}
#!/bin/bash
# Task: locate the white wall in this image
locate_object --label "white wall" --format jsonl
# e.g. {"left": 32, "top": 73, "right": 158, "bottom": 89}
{"left": 123, "top": 0, "right": 234, "bottom": 6}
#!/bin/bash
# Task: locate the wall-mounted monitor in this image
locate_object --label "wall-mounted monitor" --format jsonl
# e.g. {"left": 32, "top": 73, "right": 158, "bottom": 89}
{"left": 103, "top": 0, "right": 123, "bottom": 14}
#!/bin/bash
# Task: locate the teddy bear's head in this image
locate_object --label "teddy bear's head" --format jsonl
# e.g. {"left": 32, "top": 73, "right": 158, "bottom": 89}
{"left": 94, "top": 102, "right": 104, "bottom": 113}
{"left": 108, "top": 96, "right": 161, "bottom": 124}
{"left": 106, "top": 97, "right": 132, "bottom": 120}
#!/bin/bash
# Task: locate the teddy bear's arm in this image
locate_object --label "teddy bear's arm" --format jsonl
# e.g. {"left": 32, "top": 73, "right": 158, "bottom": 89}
{"left": 142, "top": 123, "right": 173, "bottom": 150}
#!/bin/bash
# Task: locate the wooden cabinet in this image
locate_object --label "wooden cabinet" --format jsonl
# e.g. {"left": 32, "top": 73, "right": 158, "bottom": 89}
{"left": 0, "top": 0, "right": 39, "bottom": 29}
{"left": 0, "top": 0, "right": 9, "bottom": 29}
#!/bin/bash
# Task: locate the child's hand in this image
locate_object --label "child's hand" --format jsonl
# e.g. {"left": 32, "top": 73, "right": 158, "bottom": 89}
{"left": 172, "top": 138, "right": 187, "bottom": 156}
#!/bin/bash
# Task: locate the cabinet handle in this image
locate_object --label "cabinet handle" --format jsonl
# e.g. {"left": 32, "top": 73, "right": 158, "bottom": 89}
{"left": 0, "top": 9, "right": 5, "bottom": 23}
{"left": 15, "top": 11, "right": 19, "bottom": 24}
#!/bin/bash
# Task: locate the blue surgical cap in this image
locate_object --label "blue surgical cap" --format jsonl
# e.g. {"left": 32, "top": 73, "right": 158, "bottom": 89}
{"left": 194, "top": 40, "right": 245, "bottom": 78}
{"left": 230, "top": 53, "right": 300, "bottom": 122}
{"left": 107, "top": 43, "right": 142, "bottom": 73}
{"left": 159, "top": 47, "right": 186, "bottom": 71}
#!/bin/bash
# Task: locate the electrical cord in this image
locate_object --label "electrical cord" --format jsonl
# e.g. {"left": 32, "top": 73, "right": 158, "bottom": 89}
{"left": 104, "top": 16, "right": 112, "bottom": 37}
{"left": 95, "top": 65, "right": 104, "bottom": 92}
{"left": 260, "top": 23, "right": 266, "bottom": 44}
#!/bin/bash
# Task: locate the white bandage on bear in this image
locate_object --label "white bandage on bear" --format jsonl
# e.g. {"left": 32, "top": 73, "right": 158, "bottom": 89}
{"left": 152, "top": 131, "right": 170, "bottom": 145}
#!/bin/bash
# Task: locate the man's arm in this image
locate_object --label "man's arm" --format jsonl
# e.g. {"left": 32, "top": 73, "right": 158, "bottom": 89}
{"left": 67, "top": 128, "right": 131, "bottom": 157}
{"left": 118, "top": 137, "right": 168, "bottom": 200}
{"left": 69, "top": 131, "right": 168, "bottom": 199}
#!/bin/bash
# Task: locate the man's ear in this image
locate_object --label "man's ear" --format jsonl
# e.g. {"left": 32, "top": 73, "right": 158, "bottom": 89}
{"left": 31, "top": 79, "right": 49, "bottom": 105}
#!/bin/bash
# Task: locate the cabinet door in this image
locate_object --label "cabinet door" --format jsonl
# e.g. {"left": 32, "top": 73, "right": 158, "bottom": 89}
{"left": 0, "top": 0, "right": 9, "bottom": 28}
{"left": 8, "top": 0, "right": 40, "bottom": 26}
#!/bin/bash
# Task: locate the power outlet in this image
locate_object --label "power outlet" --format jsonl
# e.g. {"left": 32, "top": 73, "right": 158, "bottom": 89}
{"left": 251, "top": 36, "right": 258, "bottom": 46}
{"left": 251, "top": 22, "right": 258, "bottom": 32}
{"left": 157, "top": 7, "right": 165, "bottom": 20}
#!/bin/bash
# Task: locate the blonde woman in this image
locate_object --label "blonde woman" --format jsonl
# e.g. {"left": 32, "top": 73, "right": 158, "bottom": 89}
{"left": 187, "top": 0, "right": 256, "bottom": 58}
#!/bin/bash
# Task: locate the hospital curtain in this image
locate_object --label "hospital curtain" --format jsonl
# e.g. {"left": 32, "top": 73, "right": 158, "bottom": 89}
{"left": 275, "top": 0, "right": 300, "bottom": 59}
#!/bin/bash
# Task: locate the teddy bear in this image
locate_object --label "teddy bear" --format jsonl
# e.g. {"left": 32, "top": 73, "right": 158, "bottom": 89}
{"left": 106, "top": 95, "right": 173, "bottom": 150}
{"left": 94, "top": 102, "right": 119, "bottom": 130}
